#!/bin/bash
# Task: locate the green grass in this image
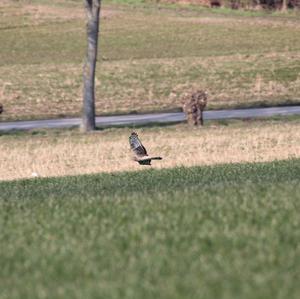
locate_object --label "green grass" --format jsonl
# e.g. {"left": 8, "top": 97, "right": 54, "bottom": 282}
{"left": 1, "top": 159, "right": 300, "bottom": 299}
{"left": 0, "top": 1, "right": 300, "bottom": 120}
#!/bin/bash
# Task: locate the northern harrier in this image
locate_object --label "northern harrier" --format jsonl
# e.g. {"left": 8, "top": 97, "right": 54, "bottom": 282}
{"left": 129, "top": 132, "right": 162, "bottom": 165}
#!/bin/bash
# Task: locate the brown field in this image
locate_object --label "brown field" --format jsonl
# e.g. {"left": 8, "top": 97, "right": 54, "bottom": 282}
{"left": 1, "top": 118, "right": 299, "bottom": 181}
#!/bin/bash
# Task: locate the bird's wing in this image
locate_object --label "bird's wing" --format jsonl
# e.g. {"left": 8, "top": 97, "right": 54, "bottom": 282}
{"left": 129, "top": 134, "right": 148, "bottom": 157}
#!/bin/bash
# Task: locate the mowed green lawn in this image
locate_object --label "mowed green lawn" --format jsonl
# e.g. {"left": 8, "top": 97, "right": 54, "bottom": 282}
{"left": 1, "top": 0, "right": 300, "bottom": 120}
{"left": 1, "top": 159, "right": 300, "bottom": 299}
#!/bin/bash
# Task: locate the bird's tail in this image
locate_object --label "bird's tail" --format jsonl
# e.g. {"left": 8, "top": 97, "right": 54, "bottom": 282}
{"left": 150, "top": 156, "right": 162, "bottom": 160}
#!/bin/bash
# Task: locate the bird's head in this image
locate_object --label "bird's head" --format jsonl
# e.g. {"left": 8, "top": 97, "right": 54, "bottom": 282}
{"left": 131, "top": 132, "right": 138, "bottom": 137}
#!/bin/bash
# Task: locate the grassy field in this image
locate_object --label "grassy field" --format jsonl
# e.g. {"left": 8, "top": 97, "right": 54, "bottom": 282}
{"left": 1, "top": 117, "right": 299, "bottom": 181}
{"left": 0, "top": 0, "right": 300, "bottom": 120}
{"left": 0, "top": 159, "right": 300, "bottom": 299}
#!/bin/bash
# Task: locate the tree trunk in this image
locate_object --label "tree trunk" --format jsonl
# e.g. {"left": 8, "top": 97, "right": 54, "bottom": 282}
{"left": 82, "top": 0, "right": 101, "bottom": 132}
{"left": 281, "top": 0, "right": 288, "bottom": 11}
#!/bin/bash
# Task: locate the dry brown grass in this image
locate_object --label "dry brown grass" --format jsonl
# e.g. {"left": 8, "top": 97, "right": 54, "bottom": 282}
{"left": 174, "top": 15, "right": 300, "bottom": 29}
{"left": 21, "top": 4, "right": 120, "bottom": 23}
{"left": 0, "top": 1, "right": 120, "bottom": 29}
{"left": 1, "top": 119, "right": 299, "bottom": 181}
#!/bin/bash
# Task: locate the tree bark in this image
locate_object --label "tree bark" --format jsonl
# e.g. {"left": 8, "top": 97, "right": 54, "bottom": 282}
{"left": 82, "top": 0, "right": 101, "bottom": 132}
{"left": 281, "top": 0, "right": 288, "bottom": 11}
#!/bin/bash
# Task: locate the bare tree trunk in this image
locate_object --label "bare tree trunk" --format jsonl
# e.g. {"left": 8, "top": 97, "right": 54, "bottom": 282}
{"left": 281, "top": 0, "right": 288, "bottom": 11}
{"left": 82, "top": 0, "right": 101, "bottom": 132}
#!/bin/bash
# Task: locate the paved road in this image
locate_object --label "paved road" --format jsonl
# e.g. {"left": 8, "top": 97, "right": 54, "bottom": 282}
{"left": 0, "top": 106, "right": 299, "bottom": 131}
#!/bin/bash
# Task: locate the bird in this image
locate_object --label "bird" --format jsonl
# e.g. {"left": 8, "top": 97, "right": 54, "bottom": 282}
{"left": 129, "top": 132, "right": 162, "bottom": 165}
